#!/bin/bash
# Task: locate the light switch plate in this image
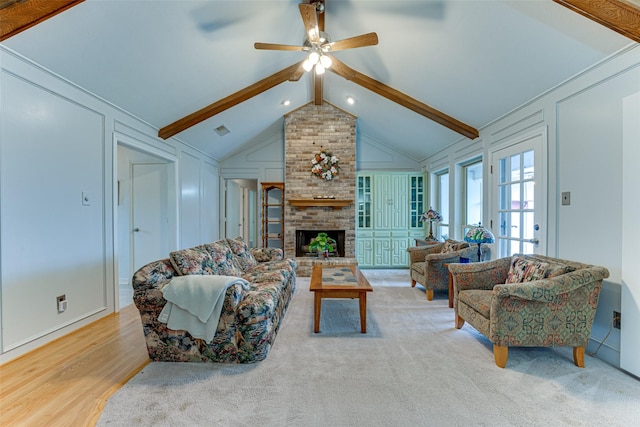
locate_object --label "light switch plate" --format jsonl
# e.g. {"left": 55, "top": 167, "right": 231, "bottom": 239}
{"left": 561, "top": 192, "right": 570, "bottom": 206}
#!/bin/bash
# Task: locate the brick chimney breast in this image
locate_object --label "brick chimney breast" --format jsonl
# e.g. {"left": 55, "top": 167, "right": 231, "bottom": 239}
{"left": 284, "top": 102, "right": 357, "bottom": 274}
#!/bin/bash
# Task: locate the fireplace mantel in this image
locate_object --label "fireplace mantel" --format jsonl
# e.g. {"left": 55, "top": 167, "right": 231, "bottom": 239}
{"left": 288, "top": 198, "right": 353, "bottom": 210}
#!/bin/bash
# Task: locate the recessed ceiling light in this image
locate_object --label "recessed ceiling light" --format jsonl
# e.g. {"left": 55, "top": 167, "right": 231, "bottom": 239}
{"left": 346, "top": 96, "right": 355, "bottom": 105}
{"left": 283, "top": 99, "right": 291, "bottom": 106}
{"left": 214, "top": 125, "right": 230, "bottom": 136}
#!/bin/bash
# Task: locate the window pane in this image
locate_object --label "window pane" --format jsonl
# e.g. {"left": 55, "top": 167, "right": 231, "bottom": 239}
{"left": 510, "top": 212, "right": 520, "bottom": 238}
{"left": 510, "top": 183, "right": 520, "bottom": 209}
{"left": 523, "top": 181, "right": 534, "bottom": 210}
{"left": 465, "top": 161, "right": 482, "bottom": 226}
{"left": 439, "top": 173, "right": 449, "bottom": 222}
{"left": 499, "top": 211, "right": 508, "bottom": 237}
{"left": 523, "top": 212, "right": 535, "bottom": 239}
{"left": 499, "top": 158, "right": 507, "bottom": 184}
{"left": 523, "top": 150, "right": 534, "bottom": 180}
{"left": 499, "top": 184, "right": 508, "bottom": 210}
{"left": 510, "top": 154, "right": 521, "bottom": 181}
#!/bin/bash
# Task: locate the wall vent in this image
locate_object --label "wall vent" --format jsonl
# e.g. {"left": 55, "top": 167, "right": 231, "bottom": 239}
{"left": 214, "top": 125, "right": 230, "bottom": 136}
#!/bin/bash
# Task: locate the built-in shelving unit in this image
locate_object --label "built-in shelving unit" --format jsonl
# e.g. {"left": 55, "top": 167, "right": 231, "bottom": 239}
{"left": 261, "top": 182, "right": 284, "bottom": 249}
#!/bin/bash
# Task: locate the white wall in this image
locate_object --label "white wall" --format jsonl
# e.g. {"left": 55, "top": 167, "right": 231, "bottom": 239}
{"left": 220, "top": 126, "right": 423, "bottom": 178}
{"left": 0, "top": 47, "right": 220, "bottom": 363}
{"left": 423, "top": 45, "right": 640, "bottom": 373}
{"left": 621, "top": 91, "right": 640, "bottom": 375}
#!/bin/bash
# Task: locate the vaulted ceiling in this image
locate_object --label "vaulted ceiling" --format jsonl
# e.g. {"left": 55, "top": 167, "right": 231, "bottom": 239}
{"left": 1, "top": 0, "right": 637, "bottom": 162}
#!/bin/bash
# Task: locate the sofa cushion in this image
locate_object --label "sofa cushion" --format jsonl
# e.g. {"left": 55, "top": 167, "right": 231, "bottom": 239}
{"left": 458, "top": 290, "right": 492, "bottom": 319}
{"left": 205, "top": 241, "right": 244, "bottom": 276}
{"left": 505, "top": 256, "right": 549, "bottom": 284}
{"left": 226, "top": 237, "right": 259, "bottom": 271}
{"left": 169, "top": 246, "right": 218, "bottom": 276}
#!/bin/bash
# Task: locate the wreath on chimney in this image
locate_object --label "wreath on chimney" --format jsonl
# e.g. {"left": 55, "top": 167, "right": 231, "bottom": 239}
{"left": 311, "top": 148, "right": 340, "bottom": 181}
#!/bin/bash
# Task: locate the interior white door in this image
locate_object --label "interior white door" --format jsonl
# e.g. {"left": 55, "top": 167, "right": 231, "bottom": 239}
{"left": 225, "top": 179, "right": 242, "bottom": 238}
{"left": 132, "top": 163, "right": 169, "bottom": 272}
{"left": 491, "top": 131, "right": 545, "bottom": 258}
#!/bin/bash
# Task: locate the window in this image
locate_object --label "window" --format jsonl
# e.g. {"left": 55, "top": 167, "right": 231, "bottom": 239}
{"left": 463, "top": 159, "right": 483, "bottom": 229}
{"left": 435, "top": 171, "right": 449, "bottom": 240}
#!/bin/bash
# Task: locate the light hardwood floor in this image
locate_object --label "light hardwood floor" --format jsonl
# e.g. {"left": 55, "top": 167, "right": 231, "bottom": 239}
{"left": 0, "top": 304, "right": 149, "bottom": 426}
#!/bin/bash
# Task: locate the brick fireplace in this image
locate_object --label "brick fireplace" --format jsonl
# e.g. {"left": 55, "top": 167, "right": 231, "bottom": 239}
{"left": 284, "top": 102, "right": 357, "bottom": 276}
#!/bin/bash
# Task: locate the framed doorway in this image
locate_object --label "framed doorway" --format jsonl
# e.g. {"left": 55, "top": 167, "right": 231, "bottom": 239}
{"left": 490, "top": 128, "right": 547, "bottom": 258}
{"left": 114, "top": 136, "right": 177, "bottom": 310}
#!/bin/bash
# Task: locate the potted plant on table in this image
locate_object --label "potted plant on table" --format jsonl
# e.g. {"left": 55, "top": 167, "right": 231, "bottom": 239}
{"left": 308, "top": 232, "right": 336, "bottom": 258}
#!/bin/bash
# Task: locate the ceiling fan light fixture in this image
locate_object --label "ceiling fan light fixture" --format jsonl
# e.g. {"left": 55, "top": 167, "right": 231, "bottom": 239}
{"left": 315, "top": 63, "right": 325, "bottom": 75}
{"left": 308, "top": 51, "right": 320, "bottom": 65}
{"left": 302, "top": 59, "right": 313, "bottom": 72}
{"left": 319, "top": 54, "right": 332, "bottom": 69}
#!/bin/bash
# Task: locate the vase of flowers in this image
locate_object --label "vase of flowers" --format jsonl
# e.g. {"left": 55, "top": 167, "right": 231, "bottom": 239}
{"left": 308, "top": 232, "right": 336, "bottom": 257}
{"left": 419, "top": 208, "right": 443, "bottom": 242}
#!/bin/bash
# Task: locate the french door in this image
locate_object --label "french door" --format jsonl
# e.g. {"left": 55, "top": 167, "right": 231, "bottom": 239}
{"left": 491, "top": 129, "right": 546, "bottom": 258}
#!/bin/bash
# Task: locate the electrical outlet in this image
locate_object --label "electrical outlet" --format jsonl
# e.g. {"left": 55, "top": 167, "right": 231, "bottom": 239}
{"left": 56, "top": 295, "right": 67, "bottom": 313}
{"left": 613, "top": 311, "right": 621, "bottom": 329}
{"left": 561, "top": 192, "right": 571, "bottom": 205}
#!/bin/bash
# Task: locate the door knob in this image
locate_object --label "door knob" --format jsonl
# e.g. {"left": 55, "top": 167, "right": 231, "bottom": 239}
{"left": 528, "top": 238, "right": 539, "bottom": 244}
{"left": 133, "top": 228, "right": 140, "bottom": 232}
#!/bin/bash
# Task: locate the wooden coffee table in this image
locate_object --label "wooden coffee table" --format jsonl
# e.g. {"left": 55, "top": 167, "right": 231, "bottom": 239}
{"left": 310, "top": 264, "right": 373, "bottom": 333}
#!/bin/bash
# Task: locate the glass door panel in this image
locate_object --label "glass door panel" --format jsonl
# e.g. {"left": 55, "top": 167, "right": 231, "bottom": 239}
{"left": 492, "top": 131, "right": 545, "bottom": 258}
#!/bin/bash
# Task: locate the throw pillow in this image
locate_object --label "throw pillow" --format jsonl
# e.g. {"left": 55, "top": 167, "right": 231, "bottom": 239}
{"left": 169, "top": 246, "right": 218, "bottom": 276}
{"left": 522, "top": 260, "right": 549, "bottom": 282}
{"left": 205, "top": 241, "right": 244, "bottom": 276}
{"left": 505, "top": 257, "right": 528, "bottom": 283}
{"left": 440, "top": 240, "right": 458, "bottom": 254}
{"left": 505, "top": 257, "right": 549, "bottom": 284}
{"left": 226, "top": 237, "right": 259, "bottom": 271}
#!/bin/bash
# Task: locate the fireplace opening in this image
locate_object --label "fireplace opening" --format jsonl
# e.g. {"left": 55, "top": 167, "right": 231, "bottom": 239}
{"left": 296, "top": 229, "right": 345, "bottom": 257}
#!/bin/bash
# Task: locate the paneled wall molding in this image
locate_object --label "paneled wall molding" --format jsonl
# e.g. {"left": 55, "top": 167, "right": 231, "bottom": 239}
{"left": 358, "top": 131, "right": 423, "bottom": 166}
{"left": 489, "top": 109, "right": 546, "bottom": 145}
{"left": 0, "top": 47, "right": 221, "bottom": 363}
{"left": 452, "top": 138, "right": 484, "bottom": 163}
{"left": 113, "top": 121, "right": 177, "bottom": 157}
{"left": 219, "top": 168, "right": 260, "bottom": 179}
{"left": 113, "top": 131, "right": 178, "bottom": 162}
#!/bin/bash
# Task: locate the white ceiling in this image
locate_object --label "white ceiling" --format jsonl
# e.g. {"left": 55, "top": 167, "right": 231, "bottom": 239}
{"left": 2, "top": 0, "right": 632, "bottom": 161}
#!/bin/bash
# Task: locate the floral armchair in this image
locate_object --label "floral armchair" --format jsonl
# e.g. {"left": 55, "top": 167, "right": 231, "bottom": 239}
{"left": 448, "top": 254, "right": 609, "bottom": 368}
{"left": 408, "top": 239, "right": 476, "bottom": 301}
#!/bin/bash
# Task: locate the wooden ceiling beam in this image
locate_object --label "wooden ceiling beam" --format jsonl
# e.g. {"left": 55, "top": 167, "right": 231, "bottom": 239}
{"left": 553, "top": 0, "right": 640, "bottom": 43}
{"left": 329, "top": 57, "right": 479, "bottom": 140}
{"left": 158, "top": 61, "right": 304, "bottom": 140}
{"left": 0, "top": 0, "right": 85, "bottom": 42}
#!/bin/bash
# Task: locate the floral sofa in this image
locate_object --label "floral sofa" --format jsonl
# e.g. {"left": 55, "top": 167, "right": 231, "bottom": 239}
{"left": 407, "top": 239, "right": 476, "bottom": 301}
{"left": 131, "top": 237, "right": 297, "bottom": 363}
{"left": 448, "top": 254, "right": 609, "bottom": 368}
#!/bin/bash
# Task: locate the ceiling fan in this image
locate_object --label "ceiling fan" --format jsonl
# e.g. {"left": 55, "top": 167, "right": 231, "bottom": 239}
{"left": 255, "top": 2, "right": 378, "bottom": 82}
{"left": 158, "top": 0, "right": 478, "bottom": 141}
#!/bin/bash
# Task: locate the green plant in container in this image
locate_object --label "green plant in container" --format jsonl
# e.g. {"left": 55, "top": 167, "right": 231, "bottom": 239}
{"left": 308, "top": 232, "right": 336, "bottom": 254}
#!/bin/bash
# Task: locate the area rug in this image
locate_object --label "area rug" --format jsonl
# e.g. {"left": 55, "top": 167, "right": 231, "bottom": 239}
{"left": 99, "top": 271, "right": 640, "bottom": 426}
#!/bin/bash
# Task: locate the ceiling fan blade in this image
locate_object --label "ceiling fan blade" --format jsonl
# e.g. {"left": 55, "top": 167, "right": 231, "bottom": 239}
{"left": 299, "top": 3, "right": 320, "bottom": 42}
{"left": 289, "top": 63, "right": 307, "bottom": 82}
{"left": 159, "top": 61, "right": 304, "bottom": 140}
{"left": 329, "top": 57, "right": 479, "bottom": 140}
{"left": 254, "top": 42, "right": 305, "bottom": 51}
{"left": 327, "top": 32, "right": 378, "bottom": 52}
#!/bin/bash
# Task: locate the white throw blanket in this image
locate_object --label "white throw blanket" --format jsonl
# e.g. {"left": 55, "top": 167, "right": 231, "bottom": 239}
{"left": 158, "top": 275, "right": 249, "bottom": 343}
